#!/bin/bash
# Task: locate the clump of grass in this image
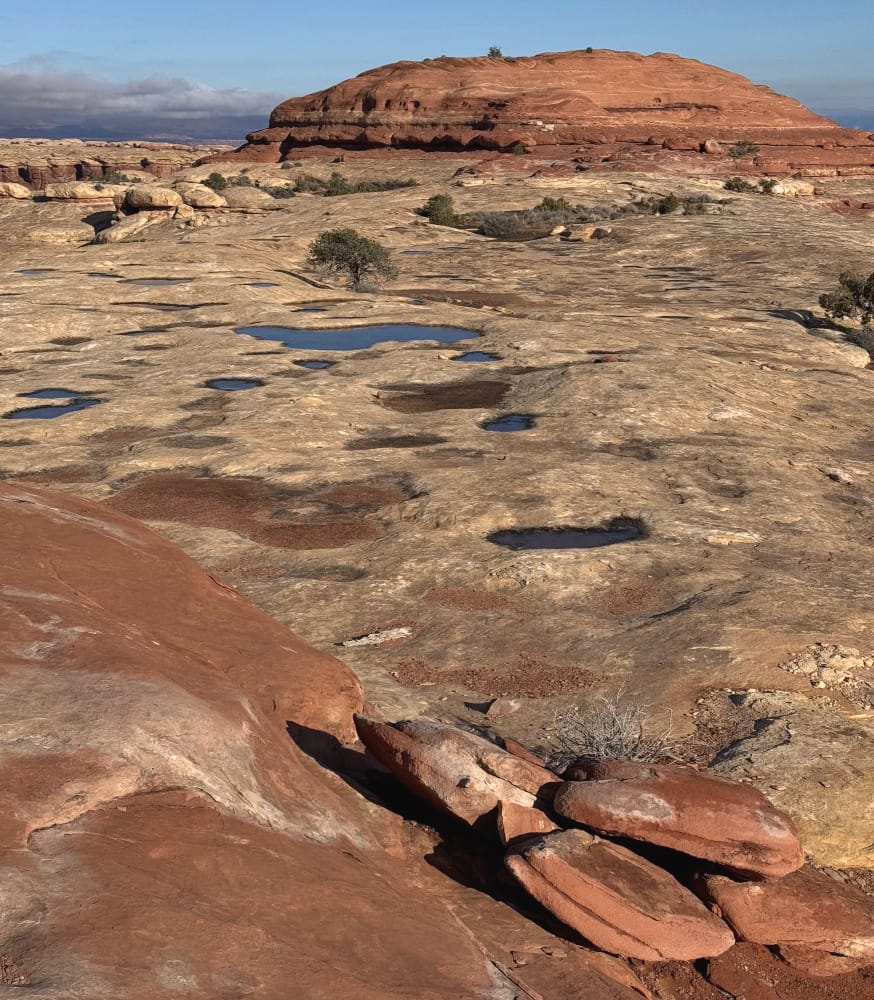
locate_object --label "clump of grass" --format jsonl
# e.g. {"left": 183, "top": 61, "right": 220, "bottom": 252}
{"left": 293, "top": 171, "right": 417, "bottom": 196}
{"left": 728, "top": 140, "right": 761, "bottom": 159}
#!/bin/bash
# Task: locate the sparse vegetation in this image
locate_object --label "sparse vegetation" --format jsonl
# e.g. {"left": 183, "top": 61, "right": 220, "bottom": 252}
{"left": 534, "top": 196, "right": 573, "bottom": 213}
{"left": 488, "top": 45, "right": 503, "bottom": 59}
{"left": 509, "top": 141, "right": 528, "bottom": 155}
{"left": 202, "top": 172, "right": 228, "bottom": 192}
{"left": 655, "top": 192, "right": 681, "bottom": 214}
{"left": 820, "top": 270, "right": 874, "bottom": 328}
{"left": 758, "top": 178, "right": 778, "bottom": 195}
{"left": 585, "top": 46, "right": 594, "bottom": 54}
{"left": 724, "top": 176, "right": 756, "bottom": 192}
{"left": 418, "top": 193, "right": 458, "bottom": 226}
{"left": 139, "top": 157, "right": 151, "bottom": 169}
{"left": 728, "top": 140, "right": 761, "bottom": 159}
{"left": 307, "top": 228, "right": 398, "bottom": 290}
{"left": 545, "top": 691, "right": 675, "bottom": 770}
{"left": 293, "top": 171, "right": 417, "bottom": 196}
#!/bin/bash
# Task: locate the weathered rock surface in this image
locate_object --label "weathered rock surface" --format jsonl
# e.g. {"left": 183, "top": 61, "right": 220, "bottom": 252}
{"left": 0, "top": 482, "right": 527, "bottom": 999}
{"left": 222, "top": 185, "right": 279, "bottom": 210}
{"left": 505, "top": 829, "right": 735, "bottom": 960}
{"left": 701, "top": 867, "right": 874, "bottom": 967}
{"left": 43, "top": 181, "right": 118, "bottom": 201}
{"left": 354, "top": 715, "right": 557, "bottom": 829}
{"left": 235, "top": 49, "right": 874, "bottom": 175}
{"left": 497, "top": 800, "right": 560, "bottom": 844}
{"left": 0, "top": 181, "right": 31, "bottom": 199}
{"left": 120, "top": 185, "right": 183, "bottom": 212}
{"left": 173, "top": 181, "right": 228, "bottom": 208}
{"left": 707, "top": 942, "right": 874, "bottom": 997}
{"left": 0, "top": 138, "right": 228, "bottom": 188}
{"left": 555, "top": 759, "right": 804, "bottom": 878}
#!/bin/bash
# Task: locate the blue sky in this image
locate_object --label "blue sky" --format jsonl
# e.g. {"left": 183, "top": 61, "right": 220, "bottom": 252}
{"left": 1, "top": 0, "right": 872, "bottom": 135}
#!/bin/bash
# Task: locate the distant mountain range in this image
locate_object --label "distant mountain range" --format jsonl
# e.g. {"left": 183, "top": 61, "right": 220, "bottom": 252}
{"left": 0, "top": 113, "right": 265, "bottom": 144}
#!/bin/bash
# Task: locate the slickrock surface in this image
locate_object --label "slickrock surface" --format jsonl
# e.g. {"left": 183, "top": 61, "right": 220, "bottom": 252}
{"left": 555, "top": 759, "right": 804, "bottom": 877}
{"left": 505, "top": 829, "right": 735, "bottom": 960}
{"left": 701, "top": 867, "right": 874, "bottom": 967}
{"left": 236, "top": 50, "right": 874, "bottom": 175}
{"left": 0, "top": 480, "right": 662, "bottom": 999}
{"left": 355, "top": 715, "right": 557, "bottom": 828}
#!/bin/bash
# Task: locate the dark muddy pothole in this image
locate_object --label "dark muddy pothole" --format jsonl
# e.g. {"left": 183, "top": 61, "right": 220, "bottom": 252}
{"left": 4, "top": 398, "right": 101, "bottom": 420}
{"left": 294, "top": 306, "right": 328, "bottom": 313}
{"left": 235, "top": 324, "right": 477, "bottom": 352}
{"left": 346, "top": 434, "right": 448, "bottom": 450}
{"left": 487, "top": 518, "right": 644, "bottom": 550}
{"left": 125, "top": 278, "right": 189, "bottom": 287}
{"left": 204, "top": 378, "right": 265, "bottom": 391}
{"left": 481, "top": 413, "right": 535, "bottom": 432}
{"left": 380, "top": 380, "right": 510, "bottom": 413}
{"left": 248, "top": 282, "right": 278, "bottom": 288}
{"left": 294, "top": 360, "right": 336, "bottom": 370}
{"left": 453, "top": 352, "right": 501, "bottom": 363}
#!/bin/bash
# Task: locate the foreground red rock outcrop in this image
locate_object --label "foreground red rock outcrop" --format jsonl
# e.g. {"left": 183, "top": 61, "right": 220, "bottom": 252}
{"left": 235, "top": 49, "right": 874, "bottom": 175}
{"left": 0, "top": 482, "right": 542, "bottom": 998}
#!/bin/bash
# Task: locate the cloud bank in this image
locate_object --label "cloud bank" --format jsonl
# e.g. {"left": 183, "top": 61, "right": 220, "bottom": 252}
{"left": 0, "top": 59, "right": 282, "bottom": 141}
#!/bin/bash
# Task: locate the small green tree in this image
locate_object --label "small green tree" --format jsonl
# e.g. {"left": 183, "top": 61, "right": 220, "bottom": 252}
{"left": 419, "top": 193, "right": 458, "bottom": 226}
{"left": 656, "top": 192, "right": 681, "bottom": 214}
{"left": 307, "top": 228, "right": 398, "bottom": 290}
{"left": 728, "top": 140, "right": 760, "bottom": 159}
{"left": 820, "top": 271, "right": 874, "bottom": 327}
{"left": 585, "top": 46, "right": 594, "bottom": 54}
{"left": 758, "top": 178, "right": 778, "bottom": 195}
{"left": 535, "top": 195, "right": 573, "bottom": 213}
{"left": 488, "top": 45, "right": 503, "bottom": 58}
{"left": 203, "top": 171, "right": 228, "bottom": 192}
{"left": 724, "top": 176, "right": 755, "bottom": 192}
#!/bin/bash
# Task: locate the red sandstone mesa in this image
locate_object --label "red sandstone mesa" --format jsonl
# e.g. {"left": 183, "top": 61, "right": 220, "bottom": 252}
{"left": 554, "top": 759, "right": 804, "bottom": 878}
{"left": 231, "top": 49, "right": 874, "bottom": 175}
{"left": 505, "top": 828, "right": 735, "bottom": 961}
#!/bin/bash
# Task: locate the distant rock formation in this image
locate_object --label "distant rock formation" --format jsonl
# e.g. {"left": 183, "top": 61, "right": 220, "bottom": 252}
{"left": 234, "top": 49, "right": 874, "bottom": 175}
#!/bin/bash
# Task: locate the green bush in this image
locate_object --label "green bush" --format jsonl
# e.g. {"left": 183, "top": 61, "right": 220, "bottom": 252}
{"left": 419, "top": 193, "right": 458, "bottom": 226}
{"left": 585, "top": 46, "right": 594, "bottom": 54}
{"left": 294, "top": 171, "right": 417, "bottom": 196}
{"left": 724, "top": 176, "right": 755, "bottom": 192}
{"left": 307, "top": 228, "right": 398, "bottom": 290}
{"left": 535, "top": 196, "right": 573, "bottom": 213}
{"left": 139, "top": 157, "right": 151, "bottom": 169}
{"left": 820, "top": 270, "right": 874, "bottom": 327}
{"left": 728, "top": 140, "right": 760, "bottom": 159}
{"left": 656, "top": 192, "right": 681, "bottom": 214}
{"left": 202, "top": 172, "right": 228, "bottom": 192}
{"left": 488, "top": 45, "right": 503, "bottom": 58}
{"left": 510, "top": 141, "right": 527, "bottom": 155}
{"left": 758, "top": 178, "right": 778, "bottom": 195}
{"left": 293, "top": 172, "right": 325, "bottom": 193}
{"left": 259, "top": 184, "right": 296, "bottom": 199}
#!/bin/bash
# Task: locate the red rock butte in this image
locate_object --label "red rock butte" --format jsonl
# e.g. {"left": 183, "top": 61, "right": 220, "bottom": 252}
{"left": 234, "top": 49, "right": 874, "bottom": 175}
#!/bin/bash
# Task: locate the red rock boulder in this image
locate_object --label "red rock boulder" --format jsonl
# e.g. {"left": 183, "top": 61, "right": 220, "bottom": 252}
{"left": 354, "top": 715, "right": 558, "bottom": 830}
{"left": 505, "top": 829, "right": 734, "bottom": 960}
{"left": 555, "top": 759, "right": 803, "bottom": 878}
{"left": 701, "top": 867, "right": 874, "bottom": 971}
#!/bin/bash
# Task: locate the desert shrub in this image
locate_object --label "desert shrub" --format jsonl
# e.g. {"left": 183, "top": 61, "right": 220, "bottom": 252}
{"left": 728, "top": 140, "right": 760, "bottom": 159}
{"left": 307, "top": 228, "right": 397, "bottom": 290}
{"left": 656, "top": 192, "right": 681, "bottom": 214}
{"left": 202, "top": 172, "right": 228, "bottom": 192}
{"left": 510, "top": 141, "right": 527, "bottom": 155}
{"left": 535, "top": 195, "right": 573, "bottom": 213}
{"left": 419, "top": 193, "right": 458, "bottom": 226}
{"left": 295, "top": 171, "right": 417, "bottom": 196}
{"left": 258, "top": 184, "right": 296, "bottom": 199}
{"left": 477, "top": 211, "right": 528, "bottom": 239}
{"left": 585, "top": 46, "right": 594, "bottom": 54}
{"left": 724, "top": 176, "right": 755, "bottom": 192}
{"left": 139, "top": 157, "right": 151, "bottom": 168}
{"left": 820, "top": 270, "right": 874, "bottom": 327}
{"left": 488, "top": 45, "right": 503, "bottom": 58}
{"left": 545, "top": 691, "right": 675, "bottom": 770}
{"left": 293, "top": 172, "right": 325, "bottom": 192}
{"left": 758, "top": 178, "right": 778, "bottom": 195}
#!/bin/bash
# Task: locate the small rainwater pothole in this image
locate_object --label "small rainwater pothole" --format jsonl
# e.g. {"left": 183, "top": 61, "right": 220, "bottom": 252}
{"left": 482, "top": 413, "right": 534, "bottom": 432}
{"left": 409, "top": 298, "right": 426, "bottom": 306}
{"left": 294, "top": 360, "right": 335, "bottom": 370}
{"left": 20, "top": 388, "right": 90, "bottom": 399}
{"left": 487, "top": 519, "right": 644, "bottom": 550}
{"left": 402, "top": 250, "right": 430, "bottom": 256}
{"left": 248, "top": 282, "right": 278, "bottom": 288}
{"left": 453, "top": 351, "right": 501, "bottom": 363}
{"left": 18, "top": 268, "right": 56, "bottom": 275}
{"left": 88, "top": 272, "right": 120, "bottom": 279}
{"left": 234, "top": 324, "right": 477, "bottom": 352}
{"left": 294, "top": 306, "right": 328, "bottom": 313}
{"left": 4, "top": 398, "right": 101, "bottom": 420}
{"left": 204, "top": 378, "right": 264, "bottom": 391}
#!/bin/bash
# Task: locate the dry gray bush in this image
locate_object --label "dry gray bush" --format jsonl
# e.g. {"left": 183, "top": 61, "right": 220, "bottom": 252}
{"left": 545, "top": 691, "right": 675, "bottom": 770}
